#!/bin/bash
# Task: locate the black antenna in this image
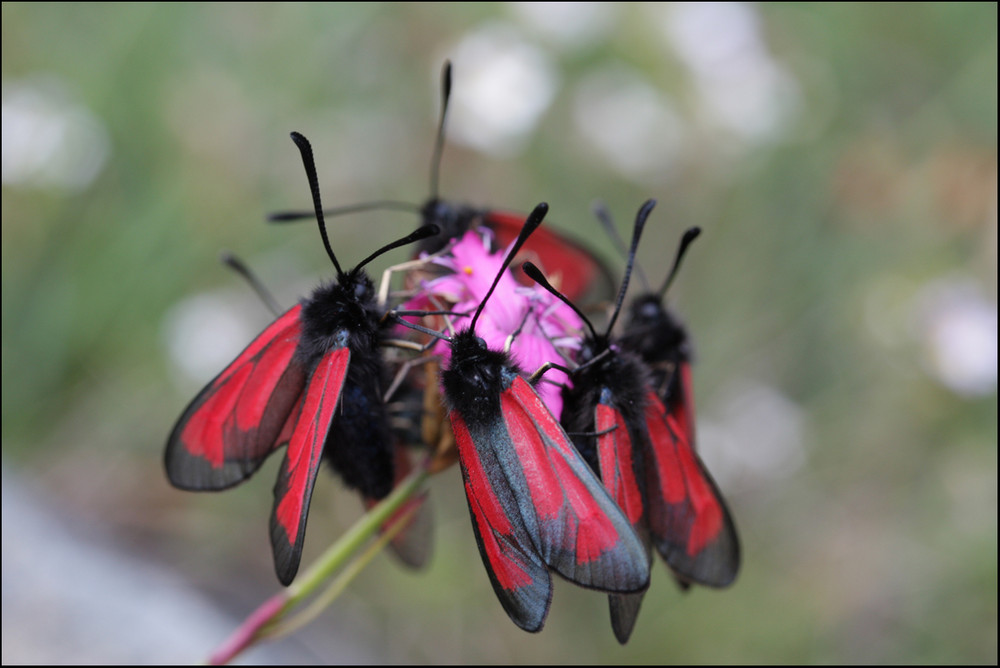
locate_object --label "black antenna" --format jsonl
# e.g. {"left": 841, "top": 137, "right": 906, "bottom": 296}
{"left": 657, "top": 226, "right": 701, "bottom": 299}
{"left": 354, "top": 223, "right": 440, "bottom": 273}
{"left": 469, "top": 202, "right": 549, "bottom": 333}
{"left": 290, "top": 133, "right": 440, "bottom": 276}
{"left": 606, "top": 199, "right": 655, "bottom": 335}
{"left": 525, "top": 199, "right": 655, "bottom": 340}
{"left": 392, "top": 316, "right": 453, "bottom": 343}
{"left": 268, "top": 200, "right": 420, "bottom": 223}
{"left": 220, "top": 251, "right": 282, "bottom": 316}
{"left": 268, "top": 62, "right": 454, "bottom": 226}
{"left": 592, "top": 201, "right": 650, "bottom": 292}
{"left": 522, "top": 262, "right": 599, "bottom": 342}
{"left": 290, "top": 131, "right": 344, "bottom": 278}
{"left": 429, "top": 61, "right": 452, "bottom": 202}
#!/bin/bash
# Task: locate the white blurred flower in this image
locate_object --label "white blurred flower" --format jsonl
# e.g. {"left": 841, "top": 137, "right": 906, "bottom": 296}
{"left": 912, "top": 277, "right": 998, "bottom": 397}
{"left": 572, "top": 66, "right": 685, "bottom": 181}
{"left": 441, "top": 24, "right": 559, "bottom": 157}
{"left": 2, "top": 75, "right": 110, "bottom": 191}
{"left": 657, "top": 2, "right": 800, "bottom": 145}
{"left": 508, "top": 2, "right": 617, "bottom": 50}
{"left": 163, "top": 292, "right": 262, "bottom": 386}
{"left": 700, "top": 379, "right": 808, "bottom": 492}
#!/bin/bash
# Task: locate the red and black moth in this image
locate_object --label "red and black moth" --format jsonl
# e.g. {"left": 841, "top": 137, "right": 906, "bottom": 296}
{"left": 269, "top": 61, "right": 615, "bottom": 305}
{"left": 164, "top": 131, "right": 438, "bottom": 585}
{"left": 419, "top": 202, "right": 650, "bottom": 633}
{"left": 619, "top": 226, "right": 703, "bottom": 460}
{"left": 525, "top": 201, "right": 739, "bottom": 643}
{"left": 217, "top": 252, "right": 435, "bottom": 571}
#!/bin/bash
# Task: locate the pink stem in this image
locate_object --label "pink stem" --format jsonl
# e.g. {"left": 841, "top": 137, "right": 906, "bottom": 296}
{"left": 208, "top": 593, "right": 287, "bottom": 665}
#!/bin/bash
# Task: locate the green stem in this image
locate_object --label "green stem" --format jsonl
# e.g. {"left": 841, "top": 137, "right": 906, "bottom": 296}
{"left": 284, "top": 463, "right": 430, "bottom": 607}
{"left": 263, "top": 500, "right": 418, "bottom": 638}
{"left": 207, "top": 461, "right": 430, "bottom": 665}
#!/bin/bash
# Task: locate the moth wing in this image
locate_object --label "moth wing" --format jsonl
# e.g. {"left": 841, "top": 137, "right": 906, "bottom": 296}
{"left": 269, "top": 346, "right": 350, "bottom": 586}
{"left": 595, "top": 403, "right": 650, "bottom": 644}
{"left": 451, "top": 410, "right": 553, "bottom": 632}
{"left": 165, "top": 305, "right": 306, "bottom": 490}
{"left": 643, "top": 391, "right": 740, "bottom": 587}
{"left": 503, "top": 377, "right": 650, "bottom": 594}
{"left": 666, "top": 360, "right": 697, "bottom": 451}
{"left": 595, "top": 404, "right": 646, "bottom": 529}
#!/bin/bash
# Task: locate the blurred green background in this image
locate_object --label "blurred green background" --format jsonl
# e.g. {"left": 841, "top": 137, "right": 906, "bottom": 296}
{"left": 2, "top": 2, "right": 996, "bottom": 664}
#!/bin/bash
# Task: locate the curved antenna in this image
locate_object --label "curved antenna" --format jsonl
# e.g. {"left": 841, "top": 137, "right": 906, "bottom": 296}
{"left": 290, "top": 131, "right": 343, "bottom": 278}
{"left": 354, "top": 224, "right": 440, "bottom": 273}
{"left": 220, "top": 251, "right": 282, "bottom": 316}
{"left": 657, "top": 226, "right": 701, "bottom": 300}
{"left": 269, "top": 62, "right": 452, "bottom": 228}
{"left": 392, "top": 315, "right": 453, "bottom": 343}
{"left": 469, "top": 202, "right": 549, "bottom": 333}
{"left": 429, "top": 61, "right": 453, "bottom": 201}
{"left": 522, "top": 262, "right": 599, "bottom": 342}
{"left": 592, "top": 201, "right": 650, "bottom": 292}
{"left": 525, "top": 199, "right": 656, "bottom": 341}
{"left": 606, "top": 199, "right": 656, "bottom": 335}
{"left": 267, "top": 200, "right": 421, "bottom": 223}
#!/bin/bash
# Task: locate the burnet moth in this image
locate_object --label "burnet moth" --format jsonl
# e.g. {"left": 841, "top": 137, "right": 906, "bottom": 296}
{"left": 269, "top": 61, "right": 615, "bottom": 304}
{"left": 616, "top": 227, "right": 741, "bottom": 592}
{"left": 164, "top": 131, "right": 439, "bottom": 585}
{"left": 216, "top": 252, "right": 434, "bottom": 571}
{"left": 595, "top": 206, "right": 703, "bottom": 470}
{"left": 413, "top": 202, "right": 650, "bottom": 633}
{"left": 525, "top": 201, "right": 739, "bottom": 643}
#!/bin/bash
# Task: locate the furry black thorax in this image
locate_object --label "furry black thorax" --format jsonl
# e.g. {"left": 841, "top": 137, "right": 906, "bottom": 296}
{"left": 296, "top": 269, "right": 394, "bottom": 500}
{"left": 418, "top": 199, "right": 484, "bottom": 255}
{"left": 442, "top": 329, "right": 522, "bottom": 426}
{"left": 297, "top": 271, "right": 384, "bottom": 368}
{"left": 620, "top": 295, "right": 691, "bottom": 365}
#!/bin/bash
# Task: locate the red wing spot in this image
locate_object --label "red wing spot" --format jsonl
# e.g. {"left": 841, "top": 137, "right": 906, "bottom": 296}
{"left": 451, "top": 413, "right": 533, "bottom": 590}
{"left": 181, "top": 366, "right": 253, "bottom": 467}
{"left": 275, "top": 349, "right": 348, "bottom": 544}
{"left": 505, "top": 378, "right": 620, "bottom": 564}
{"left": 596, "top": 405, "right": 643, "bottom": 525}
{"left": 670, "top": 362, "right": 696, "bottom": 448}
{"left": 467, "top": 487, "right": 534, "bottom": 590}
{"left": 451, "top": 413, "right": 515, "bottom": 536}
{"left": 644, "top": 396, "right": 686, "bottom": 505}
{"left": 666, "top": 414, "right": 722, "bottom": 556}
{"left": 546, "top": 439, "right": 619, "bottom": 563}
{"left": 646, "top": 391, "right": 723, "bottom": 557}
{"left": 234, "top": 332, "right": 300, "bottom": 432}
{"left": 177, "top": 307, "right": 302, "bottom": 469}
{"left": 500, "top": 391, "right": 562, "bottom": 521}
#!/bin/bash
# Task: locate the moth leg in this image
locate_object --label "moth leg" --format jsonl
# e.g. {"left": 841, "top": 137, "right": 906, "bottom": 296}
{"left": 383, "top": 353, "right": 439, "bottom": 403}
{"left": 377, "top": 242, "right": 456, "bottom": 306}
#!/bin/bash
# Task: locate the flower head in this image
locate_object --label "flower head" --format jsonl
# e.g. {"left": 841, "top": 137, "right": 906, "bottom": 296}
{"left": 403, "top": 229, "right": 581, "bottom": 415}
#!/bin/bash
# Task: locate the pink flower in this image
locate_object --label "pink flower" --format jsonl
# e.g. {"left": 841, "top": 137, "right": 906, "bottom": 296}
{"left": 403, "top": 229, "right": 581, "bottom": 416}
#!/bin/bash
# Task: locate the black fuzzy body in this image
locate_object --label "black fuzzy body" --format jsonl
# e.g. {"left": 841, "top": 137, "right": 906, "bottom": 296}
{"left": 619, "top": 295, "right": 691, "bottom": 404}
{"left": 418, "top": 199, "right": 484, "bottom": 255}
{"left": 560, "top": 336, "right": 651, "bottom": 480}
{"left": 296, "top": 270, "right": 394, "bottom": 500}
{"left": 440, "top": 329, "right": 520, "bottom": 423}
